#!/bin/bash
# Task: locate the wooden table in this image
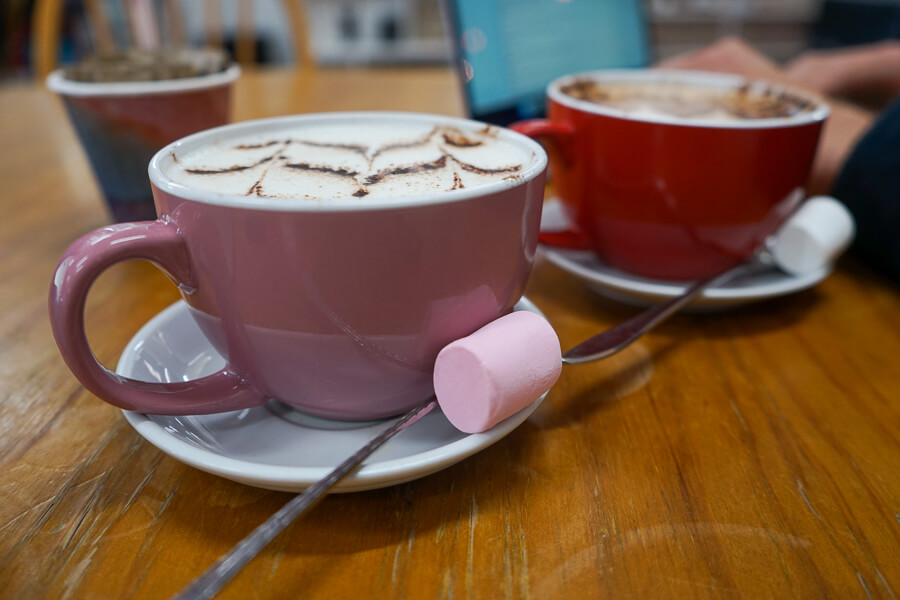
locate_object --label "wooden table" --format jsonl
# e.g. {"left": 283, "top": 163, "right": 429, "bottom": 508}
{"left": 1, "top": 67, "right": 898, "bottom": 599}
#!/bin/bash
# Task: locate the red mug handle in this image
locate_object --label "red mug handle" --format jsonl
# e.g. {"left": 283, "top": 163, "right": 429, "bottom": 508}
{"left": 509, "top": 119, "right": 592, "bottom": 250}
{"left": 509, "top": 119, "right": 574, "bottom": 164}
{"left": 49, "top": 220, "right": 267, "bottom": 415}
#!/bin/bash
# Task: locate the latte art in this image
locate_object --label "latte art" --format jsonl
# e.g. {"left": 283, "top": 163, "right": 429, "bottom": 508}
{"left": 165, "top": 120, "right": 534, "bottom": 200}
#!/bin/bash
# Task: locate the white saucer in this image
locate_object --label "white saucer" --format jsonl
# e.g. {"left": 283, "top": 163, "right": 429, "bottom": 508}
{"left": 117, "top": 300, "right": 547, "bottom": 493}
{"left": 539, "top": 200, "right": 830, "bottom": 309}
{"left": 539, "top": 246, "right": 830, "bottom": 310}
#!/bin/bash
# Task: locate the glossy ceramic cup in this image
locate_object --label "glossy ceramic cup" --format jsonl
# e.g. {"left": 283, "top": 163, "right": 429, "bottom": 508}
{"left": 49, "top": 112, "right": 548, "bottom": 419}
{"left": 512, "top": 70, "right": 829, "bottom": 280}
{"left": 47, "top": 65, "right": 240, "bottom": 222}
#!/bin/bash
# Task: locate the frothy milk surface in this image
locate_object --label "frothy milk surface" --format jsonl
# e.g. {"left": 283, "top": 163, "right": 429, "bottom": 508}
{"left": 164, "top": 120, "right": 535, "bottom": 201}
{"left": 560, "top": 79, "right": 816, "bottom": 121}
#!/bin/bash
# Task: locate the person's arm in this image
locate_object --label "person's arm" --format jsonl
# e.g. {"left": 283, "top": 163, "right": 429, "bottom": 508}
{"left": 657, "top": 37, "right": 791, "bottom": 85}
{"left": 808, "top": 98, "right": 875, "bottom": 195}
{"left": 832, "top": 97, "right": 900, "bottom": 281}
{"left": 657, "top": 37, "right": 875, "bottom": 195}
{"left": 786, "top": 41, "right": 900, "bottom": 109}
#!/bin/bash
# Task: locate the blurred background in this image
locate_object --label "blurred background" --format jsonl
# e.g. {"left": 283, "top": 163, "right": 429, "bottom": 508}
{"left": 3, "top": 0, "right": 898, "bottom": 81}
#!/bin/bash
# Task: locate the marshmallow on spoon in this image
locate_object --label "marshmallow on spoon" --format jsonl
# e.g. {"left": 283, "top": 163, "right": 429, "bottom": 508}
{"left": 434, "top": 311, "right": 562, "bottom": 434}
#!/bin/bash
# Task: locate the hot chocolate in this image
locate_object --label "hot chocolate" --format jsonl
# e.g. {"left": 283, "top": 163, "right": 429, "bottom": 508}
{"left": 164, "top": 118, "right": 535, "bottom": 201}
{"left": 51, "top": 112, "right": 549, "bottom": 418}
{"left": 560, "top": 79, "right": 816, "bottom": 121}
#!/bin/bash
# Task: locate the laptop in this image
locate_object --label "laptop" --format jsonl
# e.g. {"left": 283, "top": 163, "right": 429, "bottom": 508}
{"left": 441, "top": 0, "right": 652, "bottom": 125}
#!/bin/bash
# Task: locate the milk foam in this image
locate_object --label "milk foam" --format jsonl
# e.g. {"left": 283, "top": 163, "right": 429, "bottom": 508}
{"left": 164, "top": 120, "right": 534, "bottom": 201}
{"left": 560, "top": 80, "right": 815, "bottom": 121}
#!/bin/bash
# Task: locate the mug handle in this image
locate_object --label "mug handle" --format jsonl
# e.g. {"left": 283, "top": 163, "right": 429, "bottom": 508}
{"left": 49, "top": 220, "right": 267, "bottom": 415}
{"left": 509, "top": 119, "right": 592, "bottom": 250}
{"left": 509, "top": 119, "right": 574, "bottom": 165}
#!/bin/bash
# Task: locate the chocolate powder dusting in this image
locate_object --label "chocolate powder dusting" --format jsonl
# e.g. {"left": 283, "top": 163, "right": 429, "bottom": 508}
{"left": 247, "top": 180, "right": 264, "bottom": 196}
{"left": 187, "top": 155, "right": 273, "bottom": 175}
{"left": 441, "top": 128, "right": 482, "bottom": 148}
{"left": 188, "top": 164, "right": 253, "bottom": 175}
{"left": 234, "top": 141, "right": 281, "bottom": 150}
{"left": 294, "top": 140, "right": 368, "bottom": 155}
{"left": 365, "top": 155, "right": 448, "bottom": 185}
{"left": 452, "top": 156, "right": 521, "bottom": 175}
{"left": 725, "top": 86, "right": 816, "bottom": 119}
{"left": 284, "top": 163, "right": 359, "bottom": 178}
{"left": 561, "top": 78, "right": 611, "bottom": 104}
{"left": 371, "top": 128, "right": 438, "bottom": 158}
{"left": 352, "top": 188, "right": 370, "bottom": 197}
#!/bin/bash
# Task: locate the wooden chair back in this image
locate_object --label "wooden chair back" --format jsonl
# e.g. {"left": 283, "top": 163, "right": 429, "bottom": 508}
{"left": 32, "top": 0, "right": 313, "bottom": 79}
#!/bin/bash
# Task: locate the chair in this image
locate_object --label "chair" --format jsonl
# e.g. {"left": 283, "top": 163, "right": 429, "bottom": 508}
{"left": 31, "top": 0, "right": 314, "bottom": 79}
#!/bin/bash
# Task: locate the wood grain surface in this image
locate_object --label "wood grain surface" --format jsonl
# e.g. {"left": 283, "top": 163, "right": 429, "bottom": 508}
{"left": 1, "top": 67, "right": 898, "bottom": 599}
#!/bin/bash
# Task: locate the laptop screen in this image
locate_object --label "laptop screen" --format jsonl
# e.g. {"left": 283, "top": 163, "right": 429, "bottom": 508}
{"left": 444, "top": 0, "right": 651, "bottom": 125}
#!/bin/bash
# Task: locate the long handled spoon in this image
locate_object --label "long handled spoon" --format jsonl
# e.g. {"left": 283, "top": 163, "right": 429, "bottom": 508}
{"left": 171, "top": 397, "right": 437, "bottom": 600}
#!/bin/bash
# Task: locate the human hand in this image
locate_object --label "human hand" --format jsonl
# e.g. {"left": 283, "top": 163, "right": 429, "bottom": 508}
{"left": 786, "top": 41, "right": 900, "bottom": 108}
{"left": 656, "top": 37, "right": 790, "bottom": 85}
{"left": 785, "top": 50, "right": 851, "bottom": 96}
{"left": 656, "top": 37, "right": 875, "bottom": 195}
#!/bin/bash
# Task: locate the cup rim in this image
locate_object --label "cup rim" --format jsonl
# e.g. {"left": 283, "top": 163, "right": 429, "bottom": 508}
{"left": 147, "top": 111, "right": 549, "bottom": 213}
{"left": 547, "top": 69, "right": 830, "bottom": 129}
{"left": 45, "top": 63, "right": 241, "bottom": 97}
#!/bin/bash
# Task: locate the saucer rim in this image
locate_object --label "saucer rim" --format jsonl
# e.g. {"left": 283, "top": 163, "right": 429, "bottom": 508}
{"left": 539, "top": 246, "right": 831, "bottom": 301}
{"left": 118, "top": 299, "right": 547, "bottom": 492}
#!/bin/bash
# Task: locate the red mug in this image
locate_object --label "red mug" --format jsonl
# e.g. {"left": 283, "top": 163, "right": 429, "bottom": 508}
{"left": 512, "top": 70, "right": 829, "bottom": 280}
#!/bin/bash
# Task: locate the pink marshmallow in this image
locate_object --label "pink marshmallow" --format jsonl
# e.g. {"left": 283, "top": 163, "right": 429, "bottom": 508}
{"left": 434, "top": 311, "right": 562, "bottom": 433}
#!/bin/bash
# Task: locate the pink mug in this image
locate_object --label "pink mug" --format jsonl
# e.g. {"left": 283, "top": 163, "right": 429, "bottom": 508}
{"left": 49, "top": 112, "right": 548, "bottom": 419}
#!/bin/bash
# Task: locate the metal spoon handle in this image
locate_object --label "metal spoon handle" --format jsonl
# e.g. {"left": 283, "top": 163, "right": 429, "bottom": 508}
{"left": 171, "top": 397, "right": 438, "bottom": 600}
{"left": 562, "top": 262, "right": 750, "bottom": 364}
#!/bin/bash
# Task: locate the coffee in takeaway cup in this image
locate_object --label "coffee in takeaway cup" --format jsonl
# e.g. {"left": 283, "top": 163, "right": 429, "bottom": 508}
{"left": 47, "top": 48, "right": 240, "bottom": 222}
